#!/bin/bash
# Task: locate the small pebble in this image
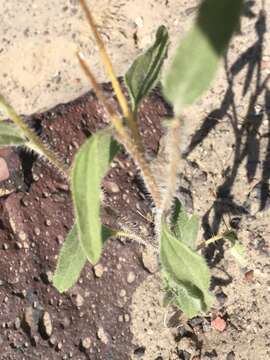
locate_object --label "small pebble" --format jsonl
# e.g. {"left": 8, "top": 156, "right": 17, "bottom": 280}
{"left": 56, "top": 235, "right": 64, "bottom": 244}
{"left": 14, "top": 317, "right": 21, "bottom": 330}
{"left": 97, "top": 327, "right": 108, "bottom": 344}
{"left": 105, "top": 181, "right": 120, "bottom": 193}
{"left": 41, "top": 311, "right": 53, "bottom": 337}
{"left": 18, "top": 231, "right": 27, "bottom": 241}
{"left": 56, "top": 341, "right": 63, "bottom": 351}
{"left": 49, "top": 335, "right": 57, "bottom": 346}
{"left": 43, "top": 270, "right": 53, "bottom": 284}
{"left": 119, "top": 289, "right": 126, "bottom": 297}
{"left": 93, "top": 264, "right": 104, "bottom": 278}
{"left": 244, "top": 270, "right": 254, "bottom": 282}
{"left": 75, "top": 294, "right": 84, "bottom": 307}
{"left": 127, "top": 271, "right": 136, "bottom": 284}
{"left": 81, "top": 337, "right": 92, "bottom": 350}
{"left": 211, "top": 316, "right": 226, "bottom": 332}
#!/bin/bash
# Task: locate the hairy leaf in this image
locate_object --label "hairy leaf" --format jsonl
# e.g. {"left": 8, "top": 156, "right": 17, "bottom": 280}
{"left": 161, "top": 224, "right": 213, "bottom": 316}
{"left": 163, "top": 272, "right": 205, "bottom": 318}
{"left": 0, "top": 121, "right": 26, "bottom": 147}
{"left": 125, "top": 25, "right": 169, "bottom": 111}
{"left": 53, "top": 225, "right": 87, "bottom": 293}
{"left": 171, "top": 198, "right": 199, "bottom": 249}
{"left": 72, "top": 131, "right": 119, "bottom": 264}
{"left": 163, "top": 0, "right": 243, "bottom": 113}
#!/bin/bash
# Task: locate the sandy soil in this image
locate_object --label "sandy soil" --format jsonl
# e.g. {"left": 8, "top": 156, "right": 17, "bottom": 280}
{"left": 0, "top": 0, "right": 198, "bottom": 114}
{"left": 0, "top": 0, "right": 270, "bottom": 359}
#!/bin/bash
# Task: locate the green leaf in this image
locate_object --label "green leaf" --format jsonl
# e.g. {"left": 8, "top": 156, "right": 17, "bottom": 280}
{"left": 163, "top": 272, "right": 205, "bottom": 318}
{"left": 223, "top": 230, "right": 247, "bottom": 266}
{"left": 71, "top": 131, "right": 119, "bottom": 264}
{"left": 171, "top": 198, "right": 188, "bottom": 235}
{"left": 161, "top": 224, "right": 213, "bottom": 316}
{"left": 163, "top": 0, "right": 243, "bottom": 114}
{"left": 125, "top": 25, "right": 169, "bottom": 111}
{"left": 0, "top": 121, "right": 26, "bottom": 147}
{"left": 53, "top": 225, "right": 87, "bottom": 293}
{"left": 171, "top": 198, "right": 199, "bottom": 249}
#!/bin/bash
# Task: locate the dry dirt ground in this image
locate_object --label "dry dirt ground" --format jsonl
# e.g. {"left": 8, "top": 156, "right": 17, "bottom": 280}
{"left": 0, "top": 0, "right": 270, "bottom": 359}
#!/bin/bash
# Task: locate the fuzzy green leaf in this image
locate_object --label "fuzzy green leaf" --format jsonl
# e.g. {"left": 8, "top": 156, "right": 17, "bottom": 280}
{"left": 53, "top": 225, "right": 87, "bottom": 293}
{"left": 163, "top": 0, "right": 243, "bottom": 114}
{"left": 171, "top": 198, "right": 199, "bottom": 249}
{"left": 71, "top": 131, "right": 119, "bottom": 264}
{"left": 0, "top": 122, "right": 26, "bottom": 147}
{"left": 163, "top": 272, "right": 205, "bottom": 318}
{"left": 161, "top": 224, "right": 213, "bottom": 316}
{"left": 125, "top": 25, "right": 169, "bottom": 111}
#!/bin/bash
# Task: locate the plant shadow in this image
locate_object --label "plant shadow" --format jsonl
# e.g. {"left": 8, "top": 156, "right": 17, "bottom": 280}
{"left": 183, "top": 1, "right": 269, "bottom": 268}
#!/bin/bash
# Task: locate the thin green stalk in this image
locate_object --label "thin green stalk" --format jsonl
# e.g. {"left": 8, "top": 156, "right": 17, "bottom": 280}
{"left": 197, "top": 234, "right": 223, "bottom": 251}
{"left": 0, "top": 96, "right": 70, "bottom": 178}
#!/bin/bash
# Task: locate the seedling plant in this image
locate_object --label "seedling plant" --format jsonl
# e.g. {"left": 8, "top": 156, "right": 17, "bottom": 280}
{"left": 0, "top": 0, "right": 244, "bottom": 318}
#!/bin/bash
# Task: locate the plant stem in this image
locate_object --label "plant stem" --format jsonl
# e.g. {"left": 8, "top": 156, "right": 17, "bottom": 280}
{"left": 197, "top": 234, "right": 224, "bottom": 251}
{"left": 79, "top": 0, "right": 142, "bottom": 146}
{"left": 77, "top": 53, "right": 161, "bottom": 208}
{"left": 0, "top": 96, "right": 70, "bottom": 178}
{"left": 160, "top": 118, "right": 182, "bottom": 216}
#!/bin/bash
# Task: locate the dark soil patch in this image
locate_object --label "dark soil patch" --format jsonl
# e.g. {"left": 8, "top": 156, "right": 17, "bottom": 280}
{"left": 0, "top": 83, "right": 172, "bottom": 359}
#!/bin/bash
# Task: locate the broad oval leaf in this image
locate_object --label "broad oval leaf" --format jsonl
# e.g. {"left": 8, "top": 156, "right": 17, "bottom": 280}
{"left": 161, "top": 224, "right": 213, "bottom": 316}
{"left": 72, "top": 131, "right": 119, "bottom": 264}
{"left": 53, "top": 225, "right": 87, "bottom": 293}
{"left": 125, "top": 25, "right": 169, "bottom": 111}
{"left": 163, "top": 0, "right": 243, "bottom": 114}
{"left": 0, "top": 122, "right": 26, "bottom": 147}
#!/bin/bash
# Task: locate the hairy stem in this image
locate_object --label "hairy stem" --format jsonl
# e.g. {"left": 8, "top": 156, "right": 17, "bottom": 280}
{"left": 79, "top": 0, "right": 142, "bottom": 146}
{"left": 0, "top": 96, "right": 69, "bottom": 178}
{"left": 160, "top": 119, "right": 182, "bottom": 216}
{"left": 77, "top": 53, "right": 161, "bottom": 207}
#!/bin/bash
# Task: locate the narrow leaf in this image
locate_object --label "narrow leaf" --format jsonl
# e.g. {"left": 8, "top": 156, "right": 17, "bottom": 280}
{"left": 125, "top": 25, "right": 169, "bottom": 111}
{"left": 161, "top": 224, "right": 213, "bottom": 316}
{"left": 163, "top": 0, "right": 243, "bottom": 113}
{"left": 72, "top": 131, "right": 119, "bottom": 264}
{"left": 0, "top": 121, "right": 26, "bottom": 147}
{"left": 53, "top": 225, "right": 87, "bottom": 293}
